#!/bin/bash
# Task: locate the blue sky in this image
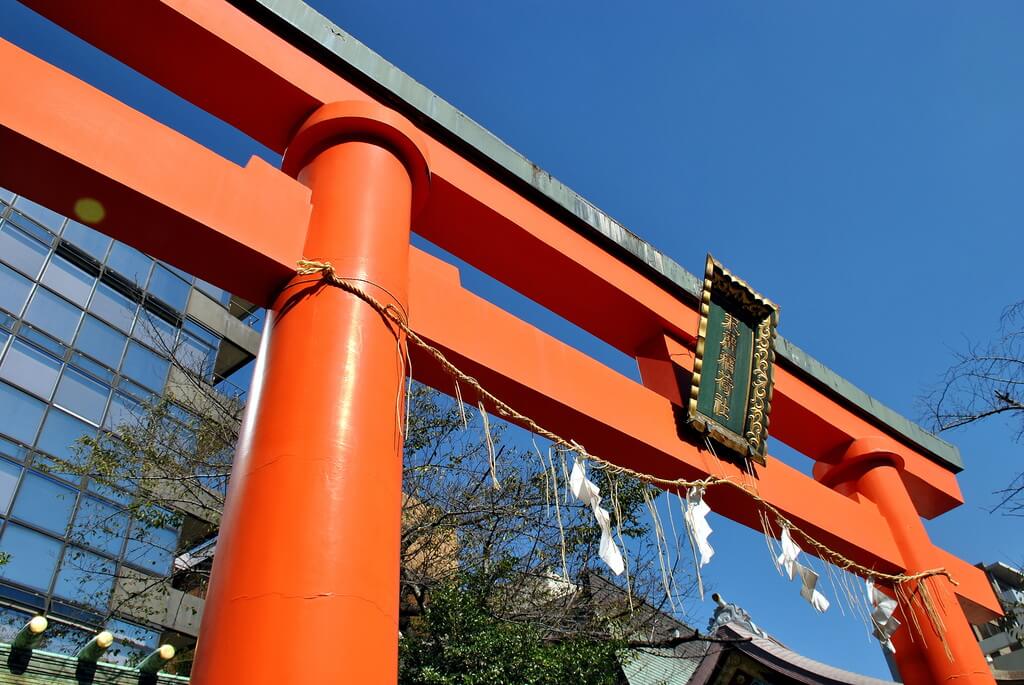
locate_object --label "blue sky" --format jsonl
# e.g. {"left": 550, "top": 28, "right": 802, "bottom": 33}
{"left": 3, "top": 0, "right": 1024, "bottom": 678}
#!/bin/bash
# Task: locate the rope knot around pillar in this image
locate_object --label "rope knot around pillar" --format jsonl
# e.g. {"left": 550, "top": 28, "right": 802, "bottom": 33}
{"left": 296, "top": 259, "right": 410, "bottom": 328}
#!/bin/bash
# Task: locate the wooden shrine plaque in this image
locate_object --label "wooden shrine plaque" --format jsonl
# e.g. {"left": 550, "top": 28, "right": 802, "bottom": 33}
{"left": 687, "top": 255, "right": 779, "bottom": 465}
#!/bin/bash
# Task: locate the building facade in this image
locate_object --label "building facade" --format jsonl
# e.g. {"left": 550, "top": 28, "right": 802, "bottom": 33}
{"left": 0, "top": 188, "right": 259, "bottom": 670}
{"left": 974, "top": 562, "right": 1024, "bottom": 671}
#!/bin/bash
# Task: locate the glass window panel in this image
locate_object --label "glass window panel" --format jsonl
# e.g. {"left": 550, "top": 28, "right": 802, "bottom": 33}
{"left": 70, "top": 352, "right": 115, "bottom": 384}
{"left": 0, "top": 382, "right": 46, "bottom": 444}
{"left": 132, "top": 312, "right": 177, "bottom": 353}
{"left": 40, "top": 254, "right": 96, "bottom": 307}
{"left": 19, "top": 327, "right": 67, "bottom": 361}
{"left": 194, "top": 277, "right": 229, "bottom": 306}
{"left": 0, "top": 458, "right": 21, "bottom": 514}
{"left": 183, "top": 319, "right": 220, "bottom": 348}
{"left": 71, "top": 496, "right": 129, "bottom": 556}
{"left": 0, "top": 606, "right": 33, "bottom": 643}
{"left": 54, "top": 547, "right": 116, "bottom": 610}
{"left": 24, "top": 288, "right": 82, "bottom": 343}
{"left": 105, "top": 243, "right": 152, "bottom": 286}
{"left": 0, "top": 524, "right": 61, "bottom": 592}
{"left": 104, "top": 619, "right": 159, "bottom": 666}
{"left": 62, "top": 221, "right": 111, "bottom": 261}
{"left": 12, "top": 196, "right": 64, "bottom": 232}
{"left": 160, "top": 261, "right": 191, "bottom": 282}
{"left": 108, "top": 618, "right": 160, "bottom": 647}
{"left": 0, "top": 188, "right": 14, "bottom": 205}
{"left": 175, "top": 333, "right": 214, "bottom": 376}
{"left": 101, "top": 641, "right": 147, "bottom": 667}
{"left": 121, "top": 342, "right": 169, "bottom": 392}
{"left": 87, "top": 478, "right": 133, "bottom": 505}
{"left": 54, "top": 367, "right": 110, "bottom": 424}
{"left": 117, "top": 379, "right": 157, "bottom": 405}
{"left": 0, "top": 221, "right": 49, "bottom": 278}
{"left": 0, "top": 311, "right": 15, "bottom": 332}
{"left": 0, "top": 436, "right": 30, "bottom": 463}
{"left": 40, "top": 623, "right": 94, "bottom": 657}
{"left": 249, "top": 308, "right": 267, "bottom": 334}
{"left": 166, "top": 403, "right": 197, "bottom": 426}
{"left": 104, "top": 392, "right": 143, "bottom": 431}
{"left": 125, "top": 519, "right": 178, "bottom": 575}
{"left": 0, "top": 329, "right": 8, "bottom": 355}
{"left": 35, "top": 408, "right": 97, "bottom": 465}
{"left": 0, "top": 263, "right": 33, "bottom": 317}
{"left": 4, "top": 215, "right": 50, "bottom": 249}
{"left": 0, "top": 338, "right": 62, "bottom": 400}
{"left": 76, "top": 315, "right": 127, "bottom": 369}
{"left": 88, "top": 282, "right": 137, "bottom": 333}
{"left": 147, "top": 265, "right": 190, "bottom": 311}
{"left": 6, "top": 212, "right": 53, "bottom": 245}
{"left": 12, "top": 470, "right": 77, "bottom": 534}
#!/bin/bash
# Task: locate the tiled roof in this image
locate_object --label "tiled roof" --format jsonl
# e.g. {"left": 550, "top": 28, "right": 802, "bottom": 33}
{"left": 721, "top": 624, "right": 898, "bottom": 685}
{"left": 622, "top": 646, "right": 702, "bottom": 685}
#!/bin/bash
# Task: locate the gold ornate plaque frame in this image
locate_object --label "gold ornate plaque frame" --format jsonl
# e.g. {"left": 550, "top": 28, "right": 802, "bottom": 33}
{"left": 687, "top": 255, "right": 779, "bottom": 465}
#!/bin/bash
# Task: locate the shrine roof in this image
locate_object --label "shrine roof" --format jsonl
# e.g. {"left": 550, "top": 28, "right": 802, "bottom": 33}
{"left": 240, "top": 0, "right": 962, "bottom": 472}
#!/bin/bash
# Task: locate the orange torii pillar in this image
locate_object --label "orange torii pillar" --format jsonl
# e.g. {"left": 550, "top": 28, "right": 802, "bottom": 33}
{"left": 817, "top": 439, "right": 993, "bottom": 684}
{"left": 191, "top": 102, "right": 429, "bottom": 684}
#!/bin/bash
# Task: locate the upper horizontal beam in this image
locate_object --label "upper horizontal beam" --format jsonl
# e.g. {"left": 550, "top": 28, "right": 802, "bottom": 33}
{"left": 0, "top": 38, "right": 310, "bottom": 305}
{"left": 14, "top": 0, "right": 961, "bottom": 475}
{"left": 247, "top": 0, "right": 963, "bottom": 474}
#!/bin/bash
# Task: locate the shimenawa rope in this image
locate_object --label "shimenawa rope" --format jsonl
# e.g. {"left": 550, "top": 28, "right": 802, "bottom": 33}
{"left": 295, "top": 259, "right": 957, "bottom": 631}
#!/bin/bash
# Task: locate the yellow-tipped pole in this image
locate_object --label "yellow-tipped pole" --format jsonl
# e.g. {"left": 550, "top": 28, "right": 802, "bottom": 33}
{"left": 11, "top": 616, "right": 47, "bottom": 650}
{"left": 76, "top": 630, "right": 114, "bottom": 663}
{"left": 137, "top": 644, "right": 175, "bottom": 674}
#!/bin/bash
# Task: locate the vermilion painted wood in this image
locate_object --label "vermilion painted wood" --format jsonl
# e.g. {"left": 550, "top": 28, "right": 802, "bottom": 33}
{"left": 2, "top": 4, "right": 1001, "bottom": 681}
{"left": 0, "top": 37, "right": 994, "bottom": 618}
{"left": 0, "top": 38, "right": 310, "bottom": 305}
{"left": 819, "top": 439, "right": 994, "bottom": 683}
{"left": 635, "top": 332, "right": 964, "bottom": 519}
{"left": 193, "top": 105, "right": 426, "bottom": 683}
{"left": 16, "top": 0, "right": 971, "bottom": 518}
{"left": 405, "top": 249, "right": 998, "bottom": 623}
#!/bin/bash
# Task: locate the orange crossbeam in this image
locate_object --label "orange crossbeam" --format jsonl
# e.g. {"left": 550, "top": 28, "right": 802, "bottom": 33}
{"left": 0, "top": 37, "right": 309, "bottom": 305}
{"left": 2, "top": 6, "right": 1003, "bottom": 678}
{"left": 405, "top": 249, "right": 999, "bottom": 622}
{"left": 16, "top": 0, "right": 966, "bottom": 518}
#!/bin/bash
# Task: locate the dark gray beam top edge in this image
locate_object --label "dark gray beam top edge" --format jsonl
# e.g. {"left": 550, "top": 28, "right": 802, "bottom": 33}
{"left": 249, "top": 0, "right": 962, "bottom": 472}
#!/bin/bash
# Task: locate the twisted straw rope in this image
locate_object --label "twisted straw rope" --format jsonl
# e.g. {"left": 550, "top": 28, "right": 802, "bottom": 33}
{"left": 296, "top": 259, "right": 956, "bottom": 590}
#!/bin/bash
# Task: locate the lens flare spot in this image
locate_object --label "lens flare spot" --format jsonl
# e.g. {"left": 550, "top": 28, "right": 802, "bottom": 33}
{"left": 73, "top": 197, "right": 105, "bottom": 224}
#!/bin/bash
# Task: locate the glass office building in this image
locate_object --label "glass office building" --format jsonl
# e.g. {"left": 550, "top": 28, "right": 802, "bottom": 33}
{"left": 0, "top": 187, "right": 258, "bottom": 667}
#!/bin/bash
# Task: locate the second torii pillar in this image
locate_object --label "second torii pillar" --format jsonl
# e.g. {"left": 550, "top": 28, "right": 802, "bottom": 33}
{"left": 191, "top": 102, "right": 430, "bottom": 684}
{"left": 817, "top": 438, "right": 994, "bottom": 685}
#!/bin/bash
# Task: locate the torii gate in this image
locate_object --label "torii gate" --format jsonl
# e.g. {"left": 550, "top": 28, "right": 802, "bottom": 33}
{"left": 0, "top": 2, "right": 1001, "bottom": 683}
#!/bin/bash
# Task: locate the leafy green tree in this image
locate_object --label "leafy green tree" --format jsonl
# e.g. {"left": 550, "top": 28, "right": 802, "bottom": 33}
{"left": 399, "top": 570, "right": 625, "bottom": 685}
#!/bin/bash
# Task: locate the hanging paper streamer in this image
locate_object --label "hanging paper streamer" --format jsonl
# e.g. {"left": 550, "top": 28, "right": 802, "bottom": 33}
{"left": 776, "top": 526, "right": 830, "bottom": 613}
{"left": 681, "top": 487, "right": 714, "bottom": 600}
{"left": 569, "top": 458, "right": 625, "bottom": 575}
{"left": 796, "top": 564, "right": 830, "bottom": 613}
{"left": 866, "top": 579, "right": 900, "bottom": 653}
{"left": 777, "top": 525, "right": 801, "bottom": 579}
{"left": 684, "top": 487, "right": 714, "bottom": 568}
